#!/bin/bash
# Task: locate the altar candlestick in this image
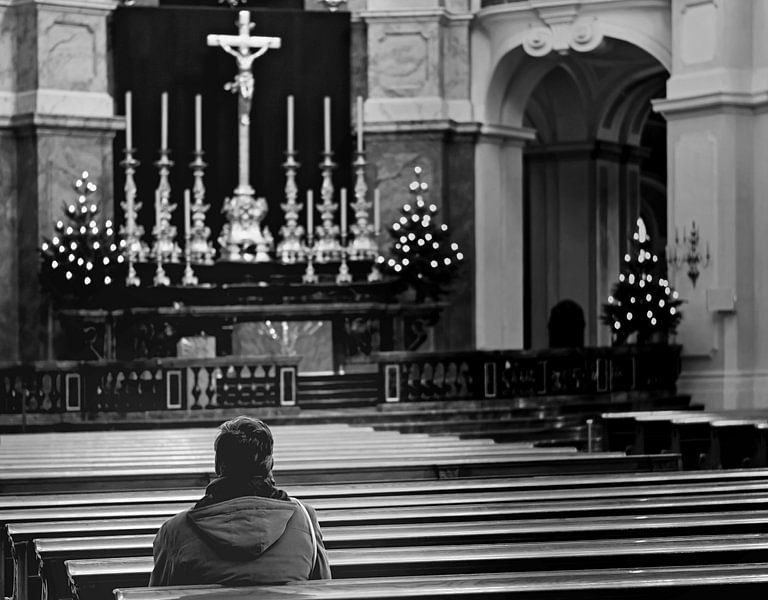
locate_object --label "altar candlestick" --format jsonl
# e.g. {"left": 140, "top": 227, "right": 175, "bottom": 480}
{"left": 356, "top": 96, "right": 364, "bottom": 153}
{"left": 155, "top": 189, "right": 161, "bottom": 229}
{"left": 125, "top": 91, "right": 133, "bottom": 149}
{"left": 184, "top": 188, "right": 191, "bottom": 239}
{"left": 194, "top": 94, "right": 202, "bottom": 153}
{"left": 323, "top": 96, "right": 331, "bottom": 153}
{"left": 287, "top": 95, "right": 295, "bottom": 154}
{"left": 341, "top": 187, "right": 347, "bottom": 235}
{"left": 307, "top": 189, "right": 314, "bottom": 236}
{"left": 374, "top": 188, "right": 380, "bottom": 233}
{"left": 160, "top": 92, "right": 169, "bottom": 150}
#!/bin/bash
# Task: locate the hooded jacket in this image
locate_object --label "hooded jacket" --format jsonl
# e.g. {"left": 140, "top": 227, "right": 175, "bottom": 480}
{"left": 149, "top": 476, "right": 332, "bottom": 586}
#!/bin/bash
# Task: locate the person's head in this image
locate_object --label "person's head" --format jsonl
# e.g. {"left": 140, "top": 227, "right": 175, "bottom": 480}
{"left": 214, "top": 416, "right": 274, "bottom": 478}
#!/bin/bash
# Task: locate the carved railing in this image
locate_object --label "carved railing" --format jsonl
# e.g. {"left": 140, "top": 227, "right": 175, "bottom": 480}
{"left": 0, "top": 356, "right": 299, "bottom": 416}
{"left": 374, "top": 345, "right": 682, "bottom": 403}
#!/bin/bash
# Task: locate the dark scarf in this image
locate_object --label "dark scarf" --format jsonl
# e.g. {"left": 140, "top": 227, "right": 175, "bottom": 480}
{"left": 194, "top": 474, "right": 290, "bottom": 509}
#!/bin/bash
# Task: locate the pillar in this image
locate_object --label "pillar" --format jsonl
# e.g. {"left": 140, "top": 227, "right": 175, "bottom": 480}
{"left": 361, "top": 0, "right": 476, "bottom": 350}
{"left": 654, "top": 0, "right": 768, "bottom": 409}
{"left": 0, "top": 0, "right": 121, "bottom": 361}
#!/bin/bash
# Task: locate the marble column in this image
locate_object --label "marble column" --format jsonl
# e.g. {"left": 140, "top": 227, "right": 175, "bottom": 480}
{"left": 654, "top": 0, "right": 768, "bottom": 410}
{"left": 360, "top": 0, "right": 476, "bottom": 350}
{"left": 0, "top": 0, "right": 122, "bottom": 361}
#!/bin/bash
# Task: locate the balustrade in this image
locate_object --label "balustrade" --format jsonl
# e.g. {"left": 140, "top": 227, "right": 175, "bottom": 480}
{"left": 0, "top": 356, "right": 299, "bottom": 417}
{"left": 375, "top": 345, "right": 682, "bottom": 403}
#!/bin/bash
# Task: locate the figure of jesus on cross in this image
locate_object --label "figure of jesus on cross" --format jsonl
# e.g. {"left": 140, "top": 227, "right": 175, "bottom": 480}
{"left": 208, "top": 11, "right": 281, "bottom": 262}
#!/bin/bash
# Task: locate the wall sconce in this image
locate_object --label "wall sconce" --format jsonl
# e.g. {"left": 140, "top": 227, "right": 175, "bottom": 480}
{"left": 667, "top": 221, "right": 711, "bottom": 287}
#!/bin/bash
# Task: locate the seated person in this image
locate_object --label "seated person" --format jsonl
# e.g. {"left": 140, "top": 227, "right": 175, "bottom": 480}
{"left": 150, "top": 416, "right": 331, "bottom": 586}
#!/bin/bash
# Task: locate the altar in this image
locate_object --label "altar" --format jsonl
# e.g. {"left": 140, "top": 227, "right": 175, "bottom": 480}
{"left": 41, "top": 7, "right": 458, "bottom": 375}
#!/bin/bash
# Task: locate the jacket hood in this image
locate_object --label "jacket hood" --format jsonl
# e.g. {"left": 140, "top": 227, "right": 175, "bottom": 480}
{"left": 187, "top": 496, "right": 297, "bottom": 558}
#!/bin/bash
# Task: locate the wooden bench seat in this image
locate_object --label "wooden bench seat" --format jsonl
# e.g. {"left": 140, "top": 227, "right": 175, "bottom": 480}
{"left": 110, "top": 565, "right": 768, "bottom": 600}
{"left": 31, "top": 510, "right": 768, "bottom": 600}
{"left": 0, "top": 453, "right": 682, "bottom": 494}
{"left": 65, "top": 534, "right": 768, "bottom": 600}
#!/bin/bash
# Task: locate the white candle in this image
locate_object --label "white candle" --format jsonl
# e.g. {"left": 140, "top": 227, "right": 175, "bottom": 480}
{"left": 307, "top": 189, "right": 314, "bottom": 237}
{"left": 125, "top": 91, "right": 133, "bottom": 149}
{"left": 161, "top": 92, "right": 168, "bottom": 150}
{"left": 287, "top": 95, "right": 294, "bottom": 154}
{"left": 374, "top": 188, "right": 380, "bottom": 234}
{"left": 184, "top": 189, "right": 191, "bottom": 239}
{"left": 356, "top": 96, "right": 364, "bottom": 153}
{"left": 341, "top": 187, "right": 347, "bottom": 235}
{"left": 323, "top": 96, "right": 331, "bottom": 153}
{"left": 194, "top": 94, "right": 202, "bottom": 153}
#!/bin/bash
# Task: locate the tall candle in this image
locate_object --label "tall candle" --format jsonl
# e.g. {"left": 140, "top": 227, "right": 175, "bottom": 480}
{"left": 323, "top": 96, "right": 331, "bottom": 153}
{"left": 356, "top": 96, "right": 364, "bottom": 153}
{"left": 125, "top": 91, "right": 133, "bottom": 149}
{"left": 307, "top": 189, "right": 314, "bottom": 237}
{"left": 161, "top": 92, "right": 168, "bottom": 150}
{"left": 194, "top": 94, "right": 202, "bottom": 153}
{"left": 184, "top": 188, "right": 191, "bottom": 240}
{"left": 340, "top": 187, "right": 347, "bottom": 235}
{"left": 374, "top": 188, "right": 380, "bottom": 234}
{"left": 287, "top": 95, "right": 295, "bottom": 154}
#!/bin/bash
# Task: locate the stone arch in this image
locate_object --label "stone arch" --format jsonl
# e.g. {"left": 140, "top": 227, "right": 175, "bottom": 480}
{"left": 472, "top": 3, "right": 672, "bottom": 350}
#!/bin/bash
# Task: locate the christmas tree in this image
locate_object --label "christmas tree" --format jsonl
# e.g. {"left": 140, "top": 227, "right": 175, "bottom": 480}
{"left": 376, "top": 166, "right": 463, "bottom": 301}
{"left": 39, "top": 171, "right": 126, "bottom": 302}
{"left": 602, "top": 219, "right": 684, "bottom": 344}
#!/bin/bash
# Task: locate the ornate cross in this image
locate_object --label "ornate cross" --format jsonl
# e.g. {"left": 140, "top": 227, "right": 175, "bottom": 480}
{"left": 207, "top": 11, "right": 281, "bottom": 261}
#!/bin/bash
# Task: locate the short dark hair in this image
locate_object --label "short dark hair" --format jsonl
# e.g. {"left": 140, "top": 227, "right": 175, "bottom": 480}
{"left": 214, "top": 416, "right": 274, "bottom": 477}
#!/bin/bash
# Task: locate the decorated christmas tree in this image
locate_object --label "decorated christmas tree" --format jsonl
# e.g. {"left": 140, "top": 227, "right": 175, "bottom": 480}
{"left": 376, "top": 166, "right": 463, "bottom": 301}
{"left": 602, "top": 219, "right": 684, "bottom": 344}
{"left": 39, "top": 171, "right": 126, "bottom": 302}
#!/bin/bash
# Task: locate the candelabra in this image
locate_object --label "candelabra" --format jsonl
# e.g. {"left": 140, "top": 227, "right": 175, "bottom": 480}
{"left": 182, "top": 231, "right": 199, "bottom": 286}
{"left": 312, "top": 150, "right": 342, "bottom": 262}
{"left": 348, "top": 151, "right": 378, "bottom": 261}
{"left": 119, "top": 148, "right": 148, "bottom": 287}
{"left": 336, "top": 235, "right": 352, "bottom": 284}
{"left": 667, "top": 220, "right": 711, "bottom": 287}
{"left": 188, "top": 150, "right": 215, "bottom": 264}
{"left": 302, "top": 233, "right": 319, "bottom": 283}
{"left": 152, "top": 148, "right": 182, "bottom": 264}
{"left": 277, "top": 151, "right": 306, "bottom": 263}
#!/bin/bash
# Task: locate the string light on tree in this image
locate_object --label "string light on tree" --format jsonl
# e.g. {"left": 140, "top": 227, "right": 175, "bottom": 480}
{"left": 39, "top": 171, "right": 124, "bottom": 302}
{"left": 601, "top": 218, "right": 684, "bottom": 344}
{"left": 376, "top": 166, "right": 463, "bottom": 302}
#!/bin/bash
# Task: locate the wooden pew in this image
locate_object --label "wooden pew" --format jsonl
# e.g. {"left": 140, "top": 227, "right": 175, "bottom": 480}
{"left": 111, "top": 566, "right": 768, "bottom": 600}
{"left": 33, "top": 510, "right": 768, "bottom": 600}
{"left": 65, "top": 534, "right": 768, "bottom": 600}
{"left": 0, "top": 453, "right": 681, "bottom": 494}
{"left": 112, "top": 565, "right": 768, "bottom": 600}
{"left": 13, "top": 468, "right": 768, "bottom": 599}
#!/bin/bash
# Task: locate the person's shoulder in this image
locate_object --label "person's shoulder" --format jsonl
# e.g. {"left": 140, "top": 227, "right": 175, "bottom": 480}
{"left": 156, "top": 509, "right": 194, "bottom": 541}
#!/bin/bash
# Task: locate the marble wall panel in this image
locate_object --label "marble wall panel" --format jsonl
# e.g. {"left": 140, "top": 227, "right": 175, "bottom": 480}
{"left": 38, "top": 11, "right": 107, "bottom": 92}
{"left": 0, "top": 130, "right": 19, "bottom": 360}
{"left": 435, "top": 135, "right": 474, "bottom": 350}
{"left": 0, "top": 7, "right": 16, "bottom": 94}
{"left": 15, "top": 129, "right": 44, "bottom": 361}
{"left": 442, "top": 21, "right": 470, "bottom": 100}
{"left": 368, "top": 132, "right": 475, "bottom": 350}
{"left": 14, "top": 3, "right": 37, "bottom": 93}
{"left": 14, "top": 127, "right": 116, "bottom": 361}
{"left": 368, "top": 21, "right": 440, "bottom": 98}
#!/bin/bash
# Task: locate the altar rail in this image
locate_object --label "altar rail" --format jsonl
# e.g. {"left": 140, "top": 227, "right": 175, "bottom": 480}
{"left": 374, "top": 345, "right": 682, "bottom": 403}
{"left": 0, "top": 356, "right": 299, "bottom": 417}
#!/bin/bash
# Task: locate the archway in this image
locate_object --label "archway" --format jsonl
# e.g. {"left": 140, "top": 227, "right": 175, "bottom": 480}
{"left": 516, "top": 39, "right": 668, "bottom": 348}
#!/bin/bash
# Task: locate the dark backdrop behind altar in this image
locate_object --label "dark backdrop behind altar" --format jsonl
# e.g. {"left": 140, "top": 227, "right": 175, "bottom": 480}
{"left": 112, "top": 6, "right": 351, "bottom": 244}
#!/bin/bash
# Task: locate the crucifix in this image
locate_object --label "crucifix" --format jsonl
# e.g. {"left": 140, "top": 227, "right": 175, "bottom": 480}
{"left": 207, "top": 11, "right": 281, "bottom": 262}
